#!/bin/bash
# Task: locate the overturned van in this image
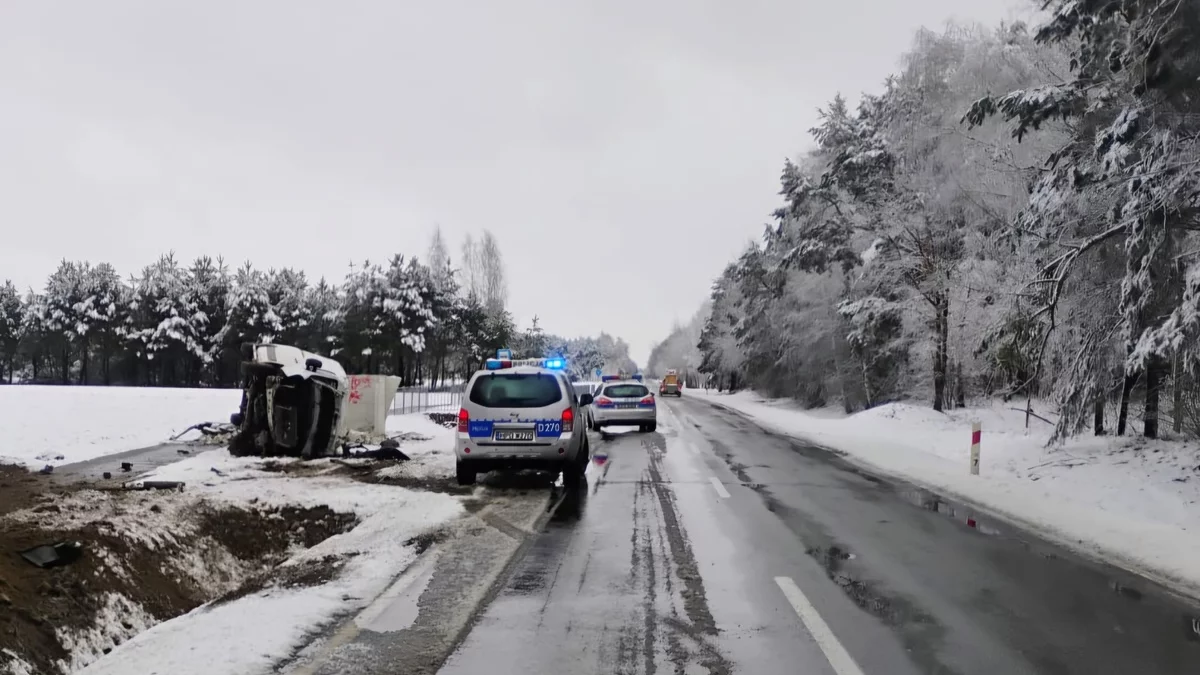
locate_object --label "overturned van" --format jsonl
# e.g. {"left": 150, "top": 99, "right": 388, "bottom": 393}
{"left": 228, "top": 343, "right": 349, "bottom": 459}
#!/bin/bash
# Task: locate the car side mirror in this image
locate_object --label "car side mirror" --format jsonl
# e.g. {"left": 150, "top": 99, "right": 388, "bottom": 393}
{"left": 579, "top": 394, "right": 594, "bottom": 406}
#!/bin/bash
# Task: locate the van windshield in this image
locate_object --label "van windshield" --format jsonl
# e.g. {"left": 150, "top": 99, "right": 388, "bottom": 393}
{"left": 469, "top": 374, "right": 563, "bottom": 408}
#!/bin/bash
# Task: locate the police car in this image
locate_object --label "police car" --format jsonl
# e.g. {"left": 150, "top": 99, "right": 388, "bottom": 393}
{"left": 455, "top": 353, "right": 592, "bottom": 487}
{"left": 590, "top": 374, "right": 657, "bottom": 432}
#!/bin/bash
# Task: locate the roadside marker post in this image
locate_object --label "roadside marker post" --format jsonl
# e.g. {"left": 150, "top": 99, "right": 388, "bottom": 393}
{"left": 970, "top": 422, "right": 981, "bottom": 475}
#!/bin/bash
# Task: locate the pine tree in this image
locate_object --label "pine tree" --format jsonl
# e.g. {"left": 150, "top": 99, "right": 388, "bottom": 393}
{"left": 78, "top": 263, "right": 125, "bottom": 384}
{"left": 0, "top": 281, "right": 22, "bottom": 383}
{"left": 125, "top": 254, "right": 205, "bottom": 385}
{"left": 188, "top": 257, "right": 230, "bottom": 384}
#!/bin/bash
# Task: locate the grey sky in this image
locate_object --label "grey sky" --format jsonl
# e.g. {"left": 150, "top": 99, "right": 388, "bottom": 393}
{"left": 1, "top": 0, "right": 1022, "bottom": 364}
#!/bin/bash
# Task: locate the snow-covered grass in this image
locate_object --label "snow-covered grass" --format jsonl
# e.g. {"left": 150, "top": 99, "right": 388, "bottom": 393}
{"left": 701, "top": 390, "right": 1200, "bottom": 594}
{"left": 71, "top": 449, "right": 463, "bottom": 675}
{"left": 0, "top": 385, "right": 241, "bottom": 469}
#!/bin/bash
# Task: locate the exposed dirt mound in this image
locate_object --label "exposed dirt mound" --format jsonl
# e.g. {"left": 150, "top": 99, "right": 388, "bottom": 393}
{"left": 0, "top": 476, "right": 358, "bottom": 675}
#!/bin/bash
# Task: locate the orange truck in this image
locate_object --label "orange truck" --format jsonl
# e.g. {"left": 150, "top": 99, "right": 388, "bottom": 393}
{"left": 659, "top": 369, "right": 682, "bottom": 397}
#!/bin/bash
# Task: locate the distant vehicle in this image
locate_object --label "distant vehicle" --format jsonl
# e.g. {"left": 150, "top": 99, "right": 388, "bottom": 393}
{"left": 455, "top": 355, "right": 591, "bottom": 487}
{"left": 660, "top": 370, "right": 682, "bottom": 397}
{"left": 572, "top": 381, "right": 601, "bottom": 430}
{"left": 591, "top": 375, "right": 657, "bottom": 432}
{"left": 229, "top": 343, "right": 348, "bottom": 459}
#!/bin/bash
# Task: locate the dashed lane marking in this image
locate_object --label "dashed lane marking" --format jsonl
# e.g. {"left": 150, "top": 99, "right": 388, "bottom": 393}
{"left": 709, "top": 476, "right": 731, "bottom": 499}
{"left": 775, "top": 576, "right": 865, "bottom": 675}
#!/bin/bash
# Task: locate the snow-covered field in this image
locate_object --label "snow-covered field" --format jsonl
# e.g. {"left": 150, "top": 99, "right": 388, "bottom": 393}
{"left": 74, "top": 445, "right": 463, "bottom": 675}
{"left": 0, "top": 385, "right": 241, "bottom": 469}
{"left": 700, "top": 390, "right": 1200, "bottom": 593}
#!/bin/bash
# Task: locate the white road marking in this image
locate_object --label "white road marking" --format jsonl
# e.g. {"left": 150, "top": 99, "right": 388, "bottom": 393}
{"left": 709, "top": 476, "right": 731, "bottom": 499}
{"left": 774, "top": 576, "right": 865, "bottom": 675}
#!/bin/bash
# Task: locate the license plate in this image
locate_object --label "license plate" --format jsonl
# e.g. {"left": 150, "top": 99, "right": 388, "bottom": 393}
{"left": 494, "top": 430, "right": 534, "bottom": 441}
{"left": 616, "top": 403, "right": 636, "bottom": 409}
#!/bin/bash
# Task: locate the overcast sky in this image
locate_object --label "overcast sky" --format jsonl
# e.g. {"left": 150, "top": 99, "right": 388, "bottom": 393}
{"left": 1, "top": 0, "right": 1024, "bottom": 365}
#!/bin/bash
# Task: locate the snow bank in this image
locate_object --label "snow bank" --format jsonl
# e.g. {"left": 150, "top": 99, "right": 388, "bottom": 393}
{"left": 702, "top": 391, "right": 1200, "bottom": 593}
{"left": 77, "top": 450, "right": 463, "bottom": 675}
{"left": 0, "top": 650, "right": 34, "bottom": 675}
{"left": 0, "top": 385, "right": 240, "bottom": 469}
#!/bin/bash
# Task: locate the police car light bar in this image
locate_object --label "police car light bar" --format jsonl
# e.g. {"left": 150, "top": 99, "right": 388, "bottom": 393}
{"left": 601, "top": 375, "right": 620, "bottom": 382}
{"left": 485, "top": 357, "right": 567, "bottom": 371}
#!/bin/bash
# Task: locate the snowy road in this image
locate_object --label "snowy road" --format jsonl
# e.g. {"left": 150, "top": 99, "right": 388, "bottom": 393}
{"left": 434, "top": 396, "right": 1200, "bottom": 674}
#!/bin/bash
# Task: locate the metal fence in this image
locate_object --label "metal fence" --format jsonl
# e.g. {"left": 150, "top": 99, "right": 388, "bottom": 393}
{"left": 390, "top": 385, "right": 463, "bottom": 416}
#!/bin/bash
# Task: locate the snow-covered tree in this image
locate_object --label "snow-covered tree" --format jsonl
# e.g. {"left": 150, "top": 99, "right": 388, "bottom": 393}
{"left": 0, "top": 281, "right": 22, "bottom": 382}
{"left": 187, "top": 256, "right": 230, "bottom": 382}
{"left": 125, "top": 254, "right": 206, "bottom": 385}
{"left": 77, "top": 263, "right": 125, "bottom": 384}
{"left": 966, "top": 2, "right": 1200, "bottom": 439}
{"left": 515, "top": 315, "right": 549, "bottom": 359}
{"left": 224, "top": 262, "right": 282, "bottom": 349}
{"left": 306, "top": 277, "right": 343, "bottom": 356}
{"left": 267, "top": 267, "right": 312, "bottom": 348}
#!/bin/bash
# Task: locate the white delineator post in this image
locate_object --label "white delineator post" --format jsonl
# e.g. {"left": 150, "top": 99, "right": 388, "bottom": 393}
{"left": 970, "top": 421, "right": 981, "bottom": 475}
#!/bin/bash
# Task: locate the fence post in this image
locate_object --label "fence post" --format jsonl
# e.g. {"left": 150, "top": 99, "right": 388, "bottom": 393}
{"left": 970, "top": 422, "right": 981, "bottom": 475}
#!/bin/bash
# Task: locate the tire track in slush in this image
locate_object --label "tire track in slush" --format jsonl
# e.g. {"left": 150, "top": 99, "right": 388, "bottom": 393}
{"left": 644, "top": 436, "right": 733, "bottom": 675}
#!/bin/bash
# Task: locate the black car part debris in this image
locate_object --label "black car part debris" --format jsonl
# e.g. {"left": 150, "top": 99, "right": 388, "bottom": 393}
{"left": 20, "top": 541, "right": 83, "bottom": 569}
{"left": 122, "top": 480, "right": 185, "bottom": 491}
{"left": 171, "top": 421, "right": 238, "bottom": 441}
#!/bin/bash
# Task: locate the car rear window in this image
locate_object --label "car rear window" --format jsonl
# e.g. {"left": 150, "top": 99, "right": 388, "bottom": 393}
{"left": 469, "top": 374, "right": 563, "bottom": 408}
{"left": 603, "top": 384, "right": 649, "bottom": 398}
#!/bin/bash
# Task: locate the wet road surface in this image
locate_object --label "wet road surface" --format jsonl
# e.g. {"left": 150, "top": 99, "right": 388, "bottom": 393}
{"left": 437, "top": 396, "right": 1200, "bottom": 674}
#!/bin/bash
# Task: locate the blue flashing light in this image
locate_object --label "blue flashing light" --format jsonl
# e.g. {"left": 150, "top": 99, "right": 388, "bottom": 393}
{"left": 601, "top": 375, "right": 620, "bottom": 382}
{"left": 544, "top": 358, "right": 565, "bottom": 370}
{"left": 485, "top": 358, "right": 511, "bottom": 370}
{"left": 631, "top": 373, "right": 643, "bottom": 381}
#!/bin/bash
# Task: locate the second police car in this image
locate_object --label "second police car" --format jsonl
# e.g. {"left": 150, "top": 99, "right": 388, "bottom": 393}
{"left": 455, "top": 353, "right": 592, "bottom": 486}
{"left": 589, "top": 374, "right": 657, "bottom": 433}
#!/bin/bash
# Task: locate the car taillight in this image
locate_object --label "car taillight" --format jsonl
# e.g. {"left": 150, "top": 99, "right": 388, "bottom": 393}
{"left": 596, "top": 397, "right": 612, "bottom": 406}
{"left": 640, "top": 395, "right": 655, "bottom": 405}
{"left": 457, "top": 407, "right": 469, "bottom": 433}
{"left": 562, "top": 407, "right": 574, "bottom": 433}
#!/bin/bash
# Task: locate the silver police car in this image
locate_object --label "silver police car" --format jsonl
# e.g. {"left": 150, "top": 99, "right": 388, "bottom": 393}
{"left": 455, "top": 357, "right": 592, "bottom": 486}
{"left": 590, "top": 375, "right": 657, "bottom": 432}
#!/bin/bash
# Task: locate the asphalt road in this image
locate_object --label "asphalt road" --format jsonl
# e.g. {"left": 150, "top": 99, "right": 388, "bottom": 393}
{"left": 437, "top": 396, "right": 1200, "bottom": 674}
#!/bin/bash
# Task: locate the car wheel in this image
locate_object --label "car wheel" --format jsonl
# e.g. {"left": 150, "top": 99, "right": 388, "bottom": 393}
{"left": 648, "top": 422, "right": 657, "bottom": 432}
{"left": 562, "top": 460, "right": 583, "bottom": 491}
{"left": 456, "top": 462, "right": 477, "bottom": 486}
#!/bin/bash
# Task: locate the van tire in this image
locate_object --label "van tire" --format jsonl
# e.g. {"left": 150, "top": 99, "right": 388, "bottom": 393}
{"left": 456, "top": 462, "right": 476, "bottom": 486}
